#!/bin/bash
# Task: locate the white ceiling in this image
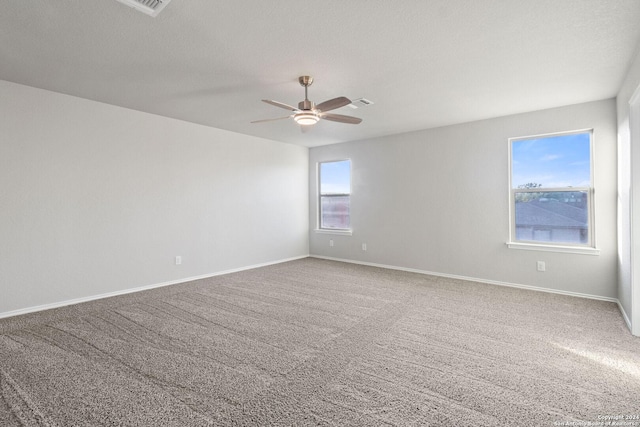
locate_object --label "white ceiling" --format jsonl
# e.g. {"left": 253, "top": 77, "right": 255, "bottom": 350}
{"left": 2, "top": 1, "right": 640, "bottom": 147}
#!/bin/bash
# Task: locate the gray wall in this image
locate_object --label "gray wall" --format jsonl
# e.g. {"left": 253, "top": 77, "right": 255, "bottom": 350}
{"left": 310, "top": 99, "right": 618, "bottom": 299}
{"left": 0, "top": 80, "right": 309, "bottom": 316}
{"left": 617, "top": 45, "right": 640, "bottom": 334}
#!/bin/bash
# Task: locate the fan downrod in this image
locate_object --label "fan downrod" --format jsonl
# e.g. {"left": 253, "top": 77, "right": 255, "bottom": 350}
{"left": 298, "top": 76, "right": 315, "bottom": 110}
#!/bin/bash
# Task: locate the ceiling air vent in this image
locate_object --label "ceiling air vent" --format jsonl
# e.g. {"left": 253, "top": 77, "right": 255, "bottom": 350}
{"left": 348, "top": 98, "right": 374, "bottom": 109}
{"left": 115, "top": 0, "right": 172, "bottom": 17}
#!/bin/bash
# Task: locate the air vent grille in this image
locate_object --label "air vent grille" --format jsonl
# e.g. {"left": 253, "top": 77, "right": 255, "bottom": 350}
{"left": 115, "top": 0, "right": 172, "bottom": 17}
{"left": 348, "top": 98, "right": 374, "bottom": 109}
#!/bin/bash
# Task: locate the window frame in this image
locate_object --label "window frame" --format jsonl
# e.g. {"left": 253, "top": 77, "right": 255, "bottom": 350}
{"left": 507, "top": 129, "right": 598, "bottom": 255}
{"left": 317, "top": 159, "right": 352, "bottom": 234}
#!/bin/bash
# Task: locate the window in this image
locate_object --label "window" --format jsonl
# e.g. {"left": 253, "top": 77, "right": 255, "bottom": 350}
{"left": 319, "top": 160, "right": 351, "bottom": 230}
{"left": 509, "top": 130, "right": 594, "bottom": 250}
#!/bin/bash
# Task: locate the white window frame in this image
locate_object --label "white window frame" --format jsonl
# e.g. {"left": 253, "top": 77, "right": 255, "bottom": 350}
{"left": 507, "top": 129, "right": 599, "bottom": 255}
{"left": 316, "top": 159, "right": 352, "bottom": 235}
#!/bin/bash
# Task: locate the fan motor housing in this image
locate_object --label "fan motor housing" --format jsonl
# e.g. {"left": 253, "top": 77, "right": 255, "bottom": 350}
{"left": 298, "top": 99, "right": 315, "bottom": 110}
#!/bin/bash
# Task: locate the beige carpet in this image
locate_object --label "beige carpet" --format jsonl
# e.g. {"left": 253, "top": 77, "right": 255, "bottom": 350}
{"left": 1, "top": 258, "right": 639, "bottom": 426}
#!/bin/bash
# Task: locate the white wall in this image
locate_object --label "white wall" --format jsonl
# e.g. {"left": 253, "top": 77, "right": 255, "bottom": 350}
{"left": 0, "top": 80, "right": 309, "bottom": 316}
{"left": 310, "top": 99, "right": 618, "bottom": 300}
{"left": 617, "top": 44, "right": 640, "bottom": 335}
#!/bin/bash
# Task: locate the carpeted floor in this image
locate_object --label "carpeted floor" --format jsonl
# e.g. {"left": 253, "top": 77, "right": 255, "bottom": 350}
{"left": 1, "top": 258, "right": 639, "bottom": 426}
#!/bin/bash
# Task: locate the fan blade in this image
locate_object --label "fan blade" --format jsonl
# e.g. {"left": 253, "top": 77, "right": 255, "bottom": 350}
{"left": 315, "top": 96, "right": 351, "bottom": 113}
{"left": 262, "top": 99, "right": 299, "bottom": 112}
{"left": 251, "top": 115, "right": 292, "bottom": 124}
{"left": 320, "top": 113, "right": 362, "bottom": 124}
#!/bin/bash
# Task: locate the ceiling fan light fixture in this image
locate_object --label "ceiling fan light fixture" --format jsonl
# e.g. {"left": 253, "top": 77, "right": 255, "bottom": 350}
{"left": 253, "top": 76, "right": 361, "bottom": 127}
{"left": 293, "top": 112, "right": 319, "bottom": 126}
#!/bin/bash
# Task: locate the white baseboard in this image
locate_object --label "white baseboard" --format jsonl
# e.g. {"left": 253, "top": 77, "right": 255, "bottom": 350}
{"left": 0, "top": 255, "right": 309, "bottom": 320}
{"left": 311, "top": 255, "right": 619, "bottom": 303}
{"left": 617, "top": 300, "right": 633, "bottom": 331}
{"left": 4, "top": 254, "right": 627, "bottom": 331}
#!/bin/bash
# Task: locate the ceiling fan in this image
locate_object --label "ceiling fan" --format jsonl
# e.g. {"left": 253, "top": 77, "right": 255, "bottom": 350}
{"left": 251, "top": 76, "right": 362, "bottom": 127}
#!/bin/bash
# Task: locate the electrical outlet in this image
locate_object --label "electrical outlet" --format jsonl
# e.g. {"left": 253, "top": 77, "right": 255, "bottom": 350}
{"left": 362, "top": 243, "right": 367, "bottom": 251}
{"left": 329, "top": 239, "right": 334, "bottom": 247}
{"left": 537, "top": 261, "right": 545, "bottom": 272}
{"left": 175, "top": 256, "right": 182, "bottom": 265}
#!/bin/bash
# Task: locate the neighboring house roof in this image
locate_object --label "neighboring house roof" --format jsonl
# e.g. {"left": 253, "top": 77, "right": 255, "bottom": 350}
{"left": 515, "top": 200, "right": 587, "bottom": 228}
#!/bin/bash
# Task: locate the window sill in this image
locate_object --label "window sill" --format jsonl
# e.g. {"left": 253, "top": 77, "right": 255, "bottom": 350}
{"left": 506, "top": 242, "right": 600, "bottom": 255}
{"left": 314, "top": 228, "right": 353, "bottom": 236}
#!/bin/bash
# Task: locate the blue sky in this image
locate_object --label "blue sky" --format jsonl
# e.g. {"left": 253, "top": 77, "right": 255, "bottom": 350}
{"left": 320, "top": 160, "right": 351, "bottom": 194}
{"left": 511, "top": 132, "right": 591, "bottom": 188}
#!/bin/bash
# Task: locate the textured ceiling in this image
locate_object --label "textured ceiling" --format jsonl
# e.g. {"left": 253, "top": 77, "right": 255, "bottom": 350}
{"left": 2, "top": 0, "right": 640, "bottom": 147}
